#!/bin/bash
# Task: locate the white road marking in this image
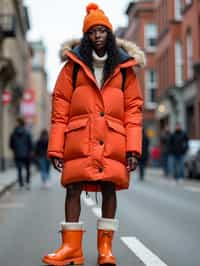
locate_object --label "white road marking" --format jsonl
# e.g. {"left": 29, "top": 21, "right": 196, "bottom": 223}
{"left": 82, "top": 193, "right": 101, "bottom": 217}
{"left": 81, "top": 195, "right": 96, "bottom": 207}
{"left": 92, "top": 207, "right": 101, "bottom": 218}
{"left": 183, "top": 186, "right": 200, "bottom": 193}
{"left": 121, "top": 237, "right": 168, "bottom": 266}
{"left": 0, "top": 203, "right": 25, "bottom": 209}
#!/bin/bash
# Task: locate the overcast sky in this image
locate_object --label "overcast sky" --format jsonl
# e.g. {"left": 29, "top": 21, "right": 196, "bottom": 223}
{"left": 24, "top": 0, "right": 130, "bottom": 92}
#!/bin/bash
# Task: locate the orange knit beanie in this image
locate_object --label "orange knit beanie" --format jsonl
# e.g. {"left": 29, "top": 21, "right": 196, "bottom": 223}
{"left": 83, "top": 3, "right": 113, "bottom": 33}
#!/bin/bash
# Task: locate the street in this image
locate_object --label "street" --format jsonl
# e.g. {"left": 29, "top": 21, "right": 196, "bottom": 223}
{"left": 0, "top": 169, "right": 200, "bottom": 266}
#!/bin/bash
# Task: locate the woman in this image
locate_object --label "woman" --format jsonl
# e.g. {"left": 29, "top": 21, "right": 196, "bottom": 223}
{"left": 42, "top": 3, "right": 145, "bottom": 265}
{"left": 35, "top": 129, "right": 51, "bottom": 188}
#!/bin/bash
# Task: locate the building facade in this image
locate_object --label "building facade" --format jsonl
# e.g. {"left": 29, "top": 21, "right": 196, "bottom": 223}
{"left": 156, "top": 0, "right": 200, "bottom": 139}
{"left": 123, "top": 0, "right": 200, "bottom": 140}
{"left": 123, "top": 0, "right": 158, "bottom": 144}
{"left": 29, "top": 40, "right": 51, "bottom": 139}
{"left": 0, "top": 0, "right": 30, "bottom": 170}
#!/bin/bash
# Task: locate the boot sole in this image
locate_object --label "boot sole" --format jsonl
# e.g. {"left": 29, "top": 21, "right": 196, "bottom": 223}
{"left": 98, "top": 258, "right": 116, "bottom": 265}
{"left": 42, "top": 256, "right": 84, "bottom": 265}
{"left": 97, "top": 262, "right": 117, "bottom": 266}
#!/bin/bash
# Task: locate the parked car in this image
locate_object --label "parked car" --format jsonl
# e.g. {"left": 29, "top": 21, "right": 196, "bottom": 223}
{"left": 184, "top": 140, "right": 200, "bottom": 179}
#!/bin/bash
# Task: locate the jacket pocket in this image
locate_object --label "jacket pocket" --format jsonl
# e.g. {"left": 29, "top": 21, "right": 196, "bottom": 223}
{"left": 66, "top": 118, "right": 89, "bottom": 133}
{"left": 64, "top": 117, "right": 90, "bottom": 160}
{"left": 105, "top": 119, "right": 126, "bottom": 163}
{"left": 106, "top": 119, "right": 125, "bottom": 136}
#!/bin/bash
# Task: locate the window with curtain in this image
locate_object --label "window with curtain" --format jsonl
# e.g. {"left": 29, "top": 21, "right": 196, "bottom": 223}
{"left": 145, "top": 70, "right": 157, "bottom": 108}
{"left": 186, "top": 30, "right": 193, "bottom": 79}
{"left": 175, "top": 41, "right": 183, "bottom": 86}
{"left": 175, "top": 0, "right": 182, "bottom": 21}
{"left": 144, "top": 24, "right": 157, "bottom": 51}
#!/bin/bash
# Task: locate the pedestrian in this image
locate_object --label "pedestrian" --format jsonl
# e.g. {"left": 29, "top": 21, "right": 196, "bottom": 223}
{"left": 42, "top": 3, "right": 145, "bottom": 266}
{"left": 171, "top": 122, "right": 188, "bottom": 182}
{"left": 138, "top": 129, "right": 149, "bottom": 181}
{"left": 150, "top": 144, "right": 161, "bottom": 167}
{"left": 35, "top": 129, "right": 51, "bottom": 188}
{"left": 160, "top": 125, "right": 173, "bottom": 177}
{"left": 9, "top": 117, "right": 33, "bottom": 190}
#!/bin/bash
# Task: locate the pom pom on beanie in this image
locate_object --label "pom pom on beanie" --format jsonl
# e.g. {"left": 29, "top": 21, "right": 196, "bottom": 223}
{"left": 86, "top": 3, "right": 99, "bottom": 14}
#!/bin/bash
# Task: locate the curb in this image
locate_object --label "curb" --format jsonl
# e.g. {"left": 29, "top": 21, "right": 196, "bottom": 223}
{"left": 0, "top": 179, "right": 17, "bottom": 197}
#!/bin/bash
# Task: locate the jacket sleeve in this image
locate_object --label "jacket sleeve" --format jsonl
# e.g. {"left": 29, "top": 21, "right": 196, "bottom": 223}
{"left": 124, "top": 68, "right": 144, "bottom": 157}
{"left": 48, "top": 62, "right": 73, "bottom": 159}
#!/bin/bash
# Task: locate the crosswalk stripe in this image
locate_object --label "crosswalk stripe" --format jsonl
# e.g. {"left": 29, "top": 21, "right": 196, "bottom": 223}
{"left": 92, "top": 207, "right": 101, "bottom": 218}
{"left": 81, "top": 194, "right": 96, "bottom": 206}
{"left": 121, "top": 237, "right": 168, "bottom": 266}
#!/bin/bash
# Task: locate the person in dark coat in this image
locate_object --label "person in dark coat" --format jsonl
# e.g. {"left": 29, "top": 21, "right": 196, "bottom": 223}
{"left": 138, "top": 129, "right": 149, "bottom": 181}
{"left": 160, "top": 125, "right": 173, "bottom": 177}
{"left": 35, "top": 129, "right": 51, "bottom": 188}
{"left": 171, "top": 123, "right": 188, "bottom": 181}
{"left": 9, "top": 117, "right": 33, "bottom": 189}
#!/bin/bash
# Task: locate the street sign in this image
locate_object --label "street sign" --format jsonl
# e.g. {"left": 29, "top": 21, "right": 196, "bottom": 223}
{"left": 20, "top": 89, "right": 36, "bottom": 118}
{"left": 22, "top": 88, "right": 35, "bottom": 103}
{"left": 2, "top": 89, "right": 12, "bottom": 105}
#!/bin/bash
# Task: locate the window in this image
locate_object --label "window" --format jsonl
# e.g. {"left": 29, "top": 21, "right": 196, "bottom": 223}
{"left": 145, "top": 70, "right": 157, "bottom": 108}
{"left": 32, "top": 52, "right": 42, "bottom": 68}
{"left": 175, "top": 41, "right": 183, "bottom": 86}
{"left": 175, "top": 0, "right": 182, "bottom": 20}
{"left": 185, "top": 0, "right": 192, "bottom": 5}
{"left": 144, "top": 24, "right": 157, "bottom": 51}
{"left": 186, "top": 30, "right": 193, "bottom": 79}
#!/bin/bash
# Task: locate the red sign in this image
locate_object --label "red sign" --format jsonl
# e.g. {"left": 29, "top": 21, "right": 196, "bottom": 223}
{"left": 20, "top": 89, "right": 36, "bottom": 118}
{"left": 2, "top": 90, "right": 12, "bottom": 105}
{"left": 22, "top": 89, "right": 35, "bottom": 103}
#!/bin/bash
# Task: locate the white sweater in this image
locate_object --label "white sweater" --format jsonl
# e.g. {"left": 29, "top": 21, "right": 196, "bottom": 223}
{"left": 92, "top": 51, "right": 108, "bottom": 89}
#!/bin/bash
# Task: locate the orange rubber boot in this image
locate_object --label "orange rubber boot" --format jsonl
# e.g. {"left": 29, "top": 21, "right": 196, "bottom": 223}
{"left": 42, "top": 222, "right": 85, "bottom": 266}
{"left": 97, "top": 218, "right": 118, "bottom": 265}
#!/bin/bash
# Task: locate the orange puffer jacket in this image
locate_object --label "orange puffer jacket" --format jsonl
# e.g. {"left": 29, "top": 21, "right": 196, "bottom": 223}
{"left": 48, "top": 39, "right": 145, "bottom": 191}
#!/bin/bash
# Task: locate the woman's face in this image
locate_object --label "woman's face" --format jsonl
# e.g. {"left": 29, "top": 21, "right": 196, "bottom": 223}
{"left": 87, "top": 25, "right": 108, "bottom": 51}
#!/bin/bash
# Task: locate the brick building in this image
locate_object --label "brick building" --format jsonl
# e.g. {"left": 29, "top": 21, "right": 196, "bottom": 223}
{"left": 123, "top": 0, "right": 158, "bottom": 144}
{"left": 123, "top": 0, "right": 200, "bottom": 140}
{"left": 156, "top": 0, "right": 200, "bottom": 139}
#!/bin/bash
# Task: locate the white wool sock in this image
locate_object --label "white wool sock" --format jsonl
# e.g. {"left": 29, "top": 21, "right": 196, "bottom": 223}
{"left": 97, "top": 218, "right": 119, "bottom": 231}
{"left": 61, "top": 221, "right": 84, "bottom": 230}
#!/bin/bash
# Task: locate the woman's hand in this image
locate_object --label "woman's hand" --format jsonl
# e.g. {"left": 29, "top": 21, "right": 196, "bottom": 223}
{"left": 126, "top": 155, "right": 138, "bottom": 172}
{"left": 51, "top": 157, "right": 64, "bottom": 172}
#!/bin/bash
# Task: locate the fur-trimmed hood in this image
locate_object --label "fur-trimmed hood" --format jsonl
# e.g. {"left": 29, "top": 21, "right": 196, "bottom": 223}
{"left": 59, "top": 38, "right": 146, "bottom": 68}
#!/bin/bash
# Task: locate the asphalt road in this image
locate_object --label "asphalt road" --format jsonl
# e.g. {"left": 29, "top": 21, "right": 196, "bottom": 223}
{"left": 0, "top": 169, "right": 200, "bottom": 266}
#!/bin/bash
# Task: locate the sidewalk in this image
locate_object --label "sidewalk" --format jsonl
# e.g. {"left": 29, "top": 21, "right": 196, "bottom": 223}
{"left": 146, "top": 167, "right": 200, "bottom": 187}
{"left": 0, "top": 167, "right": 199, "bottom": 197}
{"left": 0, "top": 168, "right": 17, "bottom": 196}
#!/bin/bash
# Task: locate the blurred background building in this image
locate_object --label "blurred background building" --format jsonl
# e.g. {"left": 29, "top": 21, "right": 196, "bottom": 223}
{"left": 0, "top": 0, "right": 50, "bottom": 171}
{"left": 116, "top": 0, "right": 200, "bottom": 145}
{"left": 122, "top": 0, "right": 158, "bottom": 145}
{"left": 27, "top": 40, "right": 51, "bottom": 138}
